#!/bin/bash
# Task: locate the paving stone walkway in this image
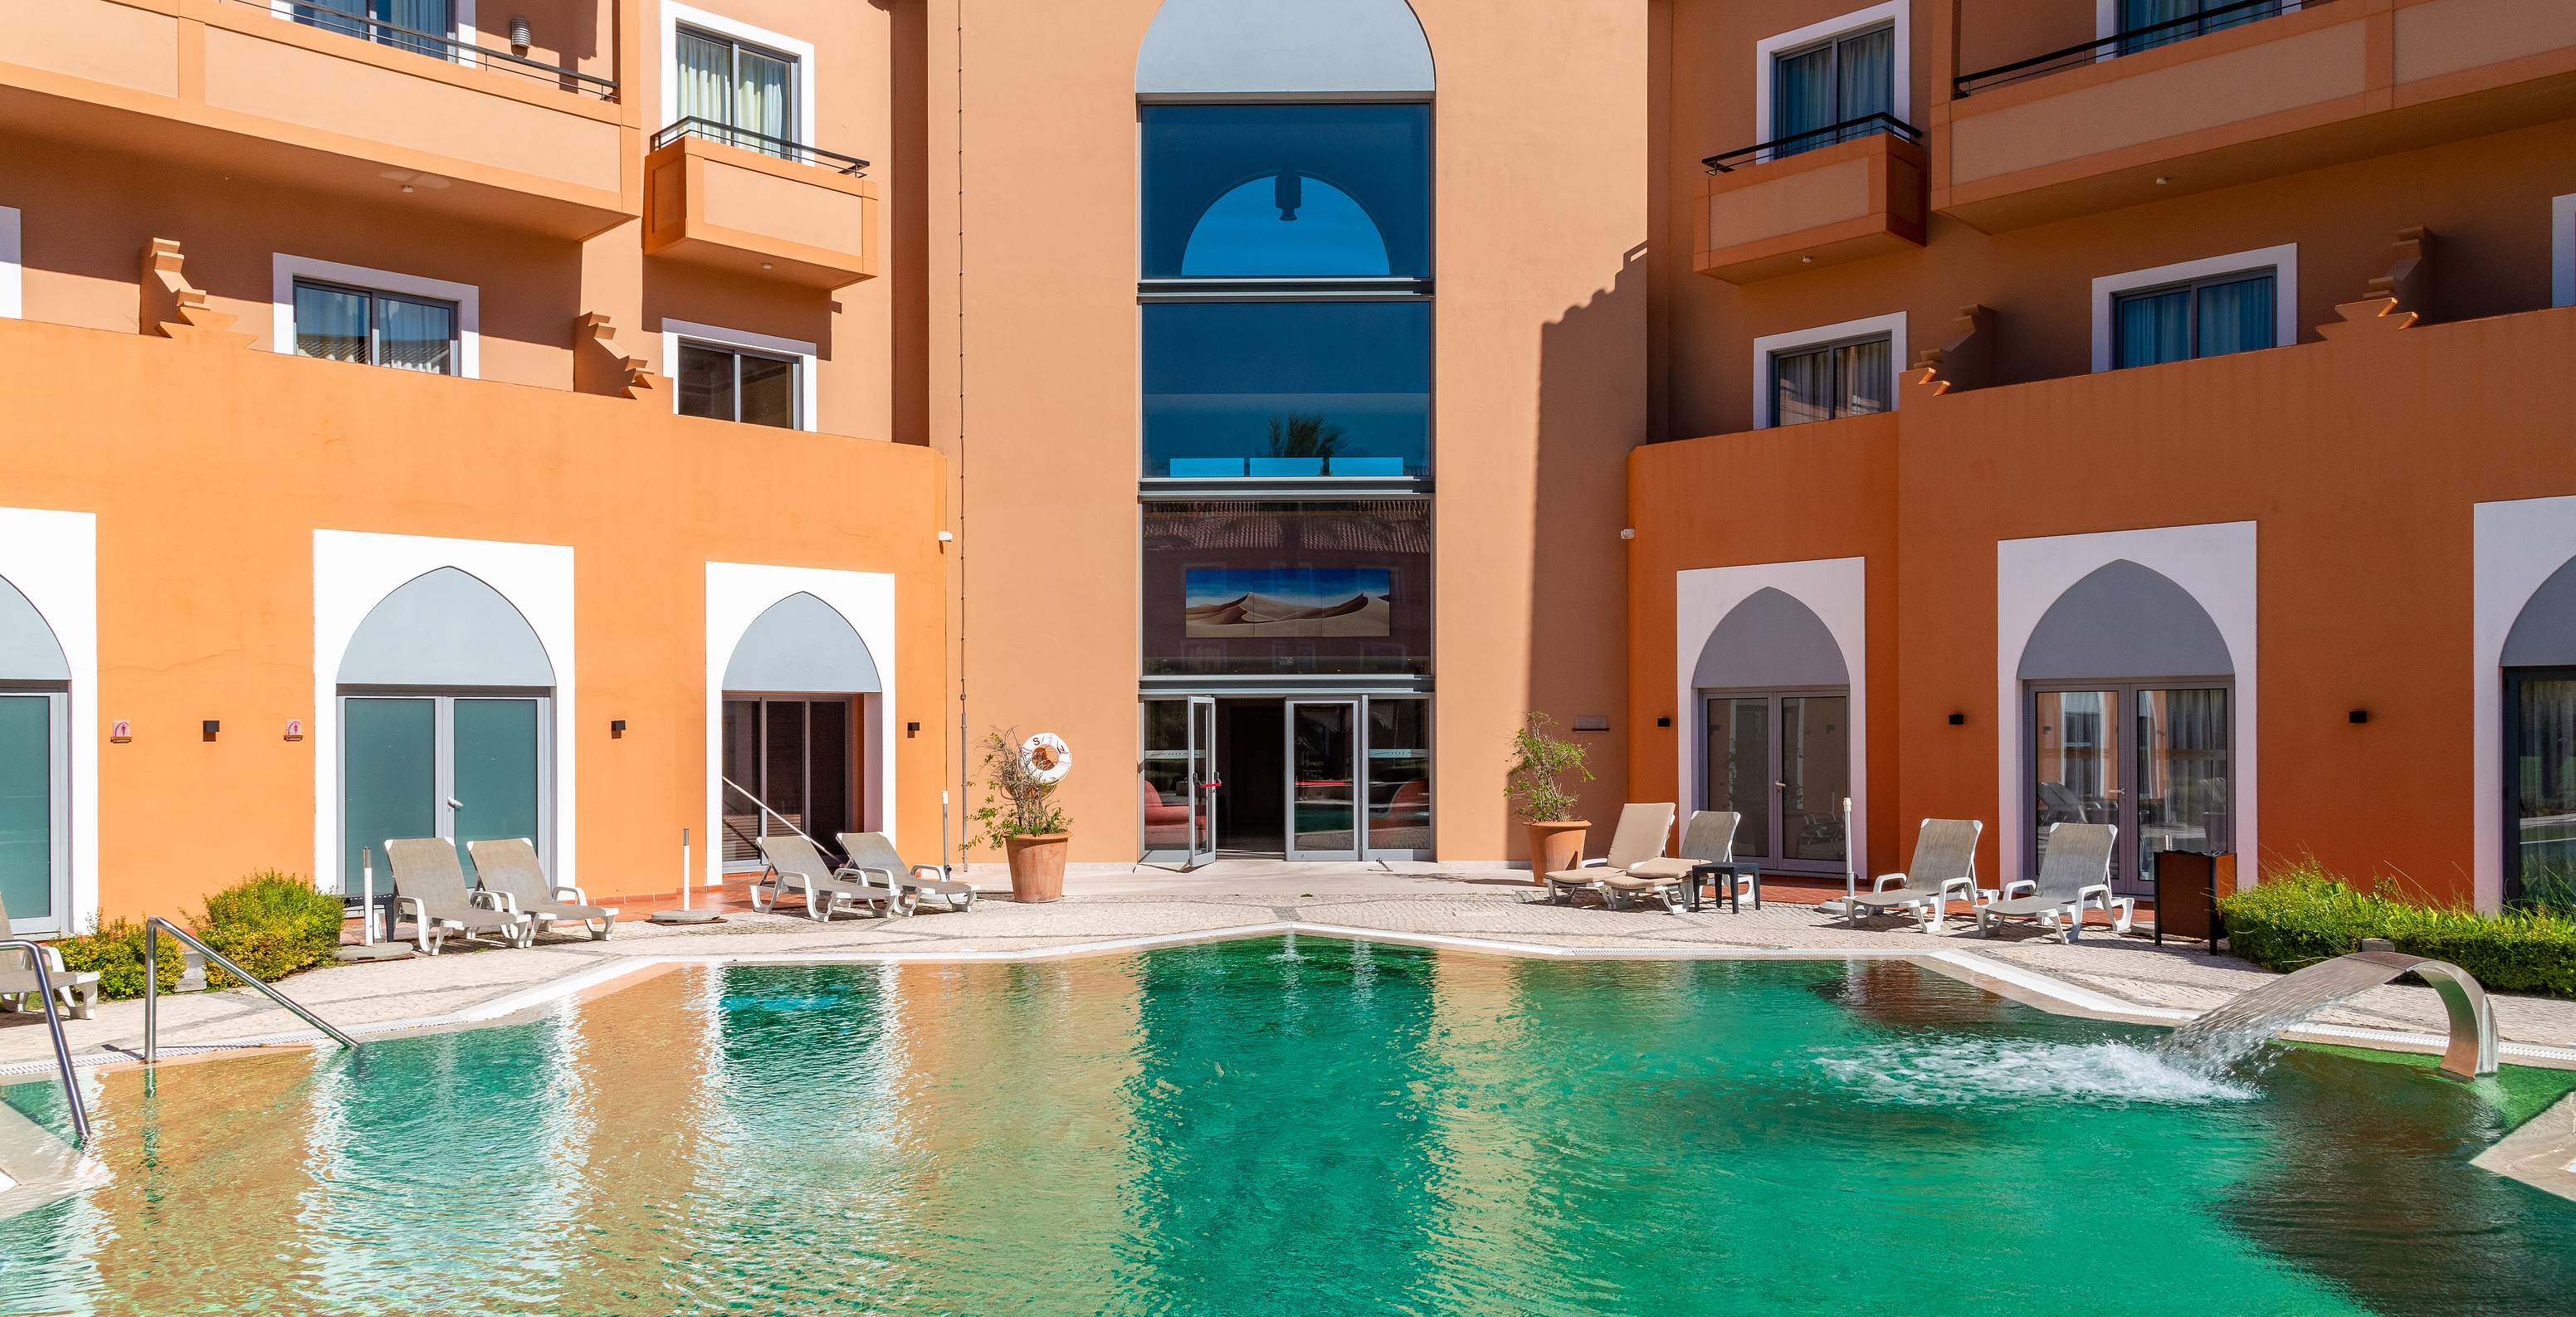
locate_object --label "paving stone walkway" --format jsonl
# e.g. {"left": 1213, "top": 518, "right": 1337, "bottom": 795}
{"left": 4, "top": 865, "right": 2570, "bottom": 1070}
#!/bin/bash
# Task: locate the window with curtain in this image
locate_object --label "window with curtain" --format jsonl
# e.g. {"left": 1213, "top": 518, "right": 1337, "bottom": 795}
{"left": 676, "top": 340, "right": 798, "bottom": 429}
{"left": 296, "top": 0, "right": 455, "bottom": 59}
{"left": 293, "top": 280, "right": 458, "bottom": 375}
{"left": 2112, "top": 271, "right": 2275, "bottom": 368}
{"left": 1770, "top": 335, "right": 1891, "bottom": 427}
{"left": 2508, "top": 668, "right": 2576, "bottom": 910}
{"left": 1772, "top": 23, "right": 1895, "bottom": 158}
{"left": 675, "top": 27, "right": 796, "bottom": 154}
{"left": 2120, "top": 0, "right": 2288, "bottom": 56}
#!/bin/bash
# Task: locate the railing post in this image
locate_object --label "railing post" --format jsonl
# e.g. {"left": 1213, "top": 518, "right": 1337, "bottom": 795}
{"left": 2, "top": 939, "right": 90, "bottom": 1145}
{"left": 144, "top": 921, "right": 157, "bottom": 1065}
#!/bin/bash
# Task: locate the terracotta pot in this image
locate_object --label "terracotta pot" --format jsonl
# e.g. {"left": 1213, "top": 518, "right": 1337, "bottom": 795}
{"left": 1003, "top": 832, "right": 1071, "bottom": 903}
{"left": 1525, "top": 820, "right": 1591, "bottom": 879}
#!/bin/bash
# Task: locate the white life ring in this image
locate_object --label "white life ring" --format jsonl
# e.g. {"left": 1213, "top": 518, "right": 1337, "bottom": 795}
{"left": 1021, "top": 732, "right": 1072, "bottom": 784}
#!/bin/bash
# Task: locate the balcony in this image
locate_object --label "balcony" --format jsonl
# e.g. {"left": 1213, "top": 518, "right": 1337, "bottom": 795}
{"left": 0, "top": 0, "right": 631, "bottom": 238}
{"left": 642, "top": 120, "right": 876, "bottom": 289}
{"left": 1935, "top": 0, "right": 2576, "bottom": 232}
{"left": 1695, "top": 115, "right": 1927, "bottom": 285}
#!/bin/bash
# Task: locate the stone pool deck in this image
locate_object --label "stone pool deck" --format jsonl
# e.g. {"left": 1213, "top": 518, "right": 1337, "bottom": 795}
{"left": 5, "top": 861, "right": 2574, "bottom": 1072}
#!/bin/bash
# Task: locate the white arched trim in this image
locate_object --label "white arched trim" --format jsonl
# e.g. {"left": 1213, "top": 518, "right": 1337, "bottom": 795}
{"left": 705, "top": 563, "right": 898, "bottom": 884}
{"left": 2473, "top": 495, "right": 2576, "bottom": 913}
{"left": 313, "top": 530, "right": 577, "bottom": 892}
{"left": 0, "top": 508, "right": 95, "bottom": 934}
{"left": 1674, "top": 557, "right": 1868, "bottom": 880}
{"left": 1136, "top": 0, "right": 1433, "bottom": 98}
{"left": 1997, "top": 522, "right": 2257, "bottom": 890}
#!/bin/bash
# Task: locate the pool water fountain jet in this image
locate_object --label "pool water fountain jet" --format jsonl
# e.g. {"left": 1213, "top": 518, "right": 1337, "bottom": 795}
{"left": 2159, "top": 950, "right": 2500, "bottom": 1079}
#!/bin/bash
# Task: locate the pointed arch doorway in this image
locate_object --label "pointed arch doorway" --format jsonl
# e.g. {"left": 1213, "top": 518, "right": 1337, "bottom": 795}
{"left": 1694, "top": 588, "right": 1852, "bottom": 876}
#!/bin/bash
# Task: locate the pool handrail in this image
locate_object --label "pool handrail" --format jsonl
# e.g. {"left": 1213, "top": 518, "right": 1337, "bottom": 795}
{"left": 0, "top": 938, "right": 89, "bottom": 1145}
{"left": 142, "top": 916, "right": 362, "bottom": 1063}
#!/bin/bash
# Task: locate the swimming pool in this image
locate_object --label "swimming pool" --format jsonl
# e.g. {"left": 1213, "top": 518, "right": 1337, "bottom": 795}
{"left": 1, "top": 936, "right": 2570, "bottom": 1315}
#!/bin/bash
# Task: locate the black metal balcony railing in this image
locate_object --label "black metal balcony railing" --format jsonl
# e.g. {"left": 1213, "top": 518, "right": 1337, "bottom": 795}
{"left": 1702, "top": 112, "right": 1921, "bottom": 173}
{"left": 264, "top": 2, "right": 619, "bottom": 100}
{"left": 651, "top": 117, "right": 870, "bottom": 175}
{"left": 1954, "top": 0, "right": 2320, "bottom": 98}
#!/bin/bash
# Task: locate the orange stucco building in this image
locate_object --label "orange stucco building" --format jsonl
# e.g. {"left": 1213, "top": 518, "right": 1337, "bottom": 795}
{"left": 2, "top": 0, "right": 2574, "bottom": 934}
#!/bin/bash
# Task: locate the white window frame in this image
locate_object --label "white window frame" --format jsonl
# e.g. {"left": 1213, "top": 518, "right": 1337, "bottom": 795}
{"left": 662, "top": 318, "right": 818, "bottom": 432}
{"left": 2091, "top": 243, "right": 2296, "bottom": 373}
{"left": 1754, "top": 3, "right": 1910, "bottom": 144}
{"left": 661, "top": 4, "right": 817, "bottom": 140}
{"left": 0, "top": 205, "right": 19, "bottom": 319}
{"left": 1751, "top": 311, "right": 1907, "bottom": 430}
{"left": 271, "top": 254, "right": 480, "bottom": 378}
{"left": 2552, "top": 193, "right": 2575, "bottom": 309}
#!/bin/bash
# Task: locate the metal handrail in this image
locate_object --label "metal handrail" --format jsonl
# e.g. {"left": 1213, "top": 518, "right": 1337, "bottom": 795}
{"left": 720, "top": 776, "right": 838, "bottom": 854}
{"left": 651, "top": 117, "right": 871, "bottom": 174}
{"left": 226, "top": 0, "right": 617, "bottom": 100}
{"left": 1954, "top": 0, "right": 2320, "bottom": 97}
{"left": 0, "top": 940, "right": 87, "bottom": 1145}
{"left": 1702, "top": 112, "right": 1922, "bottom": 173}
{"left": 143, "top": 918, "right": 361, "bottom": 1064}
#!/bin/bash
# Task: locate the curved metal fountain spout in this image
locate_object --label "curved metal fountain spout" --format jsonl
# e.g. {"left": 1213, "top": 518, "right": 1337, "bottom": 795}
{"left": 2161, "top": 949, "right": 2500, "bottom": 1079}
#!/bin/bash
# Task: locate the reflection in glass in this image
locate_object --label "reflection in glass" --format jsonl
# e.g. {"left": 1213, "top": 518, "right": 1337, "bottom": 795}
{"left": 342, "top": 696, "right": 435, "bottom": 893}
{"left": 294, "top": 280, "right": 457, "bottom": 374}
{"left": 376, "top": 296, "right": 456, "bottom": 375}
{"left": 293, "top": 284, "right": 370, "bottom": 363}
{"left": 678, "top": 343, "right": 798, "bottom": 429}
{"left": 1141, "top": 700, "right": 1208, "bottom": 856}
{"left": 1143, "top": 302, "right": 1428, "bottom": 478}
{"left": 1706, "top": 697, "right": 1770, "bottom": 858}
{"left": 1781, "top": 696, "right": 1849, "bottom": 863}
{"left": 2115, "top": 273, "right": 2274, "bottom": 368}
{"left": 2033, "top": 690, "right": 2117, "bottom": 871}
{"left": 2510, "top": 671, "right": 2576, "bottom": 908}
{"left": 1141, "top": 105, "right": 1429, "bottom": 279}
{"left": 451, "top": 699, "right": 539, "bottom": 885}
{"left": 1142, "top": 501, "right": 1429, "bottom": 676}
{"left": 721, "top": 697, "right": 850, "bottom": 867}
{"left": 1367, "top": 698, "right": 1430, "bottom": 853}
{"left": 1772, "top": 24, "right": 1894, "bottom": 158}
{"left": 2134, "top": 689, "right": 2228, "bottom": 890}
{"left": 1771, "top": 337, "right": 1889, "bottom": 427}
{"left": 1290, "top": 704, "right": 1357, "bottom": 855}
{"left": 0, "top": 698, "right": 51, "bottom": 922}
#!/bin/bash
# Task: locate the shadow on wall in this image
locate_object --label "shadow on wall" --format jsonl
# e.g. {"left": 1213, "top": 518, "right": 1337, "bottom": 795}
{"left": 1528, "top": 247, "right": 1649, "bottom": 846}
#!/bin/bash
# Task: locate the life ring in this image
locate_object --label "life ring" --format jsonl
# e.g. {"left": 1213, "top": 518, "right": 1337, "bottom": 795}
{"left": 1022, "top": 732, "right": 1072, "bottom": 784}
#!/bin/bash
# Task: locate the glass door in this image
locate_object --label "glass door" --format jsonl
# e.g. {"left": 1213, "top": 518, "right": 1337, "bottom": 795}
{"left": 0, "top": 692, "right": 67, "bottom": 934}
{"left": 1286, "top": 701, "right": 1359, "bottom": 861}
{"left": 1701, "top": 691, "right": 1849, "bottom": 874}
{"left": 2505, "top": 668, "right": 2576, "bottom": 907}
{"left": 1364, "top": 697, "right": 1431, "bottom": 857}
{"left": 2031, "top": 685, "right": 2230, "bottom": 896}
{"left": 343, "top": 694, "right": 548, "bottom": 890}
{"left": 721, "top": 696, "right": 853, "bottom": 870}
{"left": 1141, "top": 697, "right": 1218, "bottom": 865}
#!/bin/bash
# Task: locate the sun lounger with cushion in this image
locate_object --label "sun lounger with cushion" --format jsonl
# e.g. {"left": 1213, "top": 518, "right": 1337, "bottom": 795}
{"left": 384, "top": 837, "right": 535, "bottom": 954}
{"left": 1539, "top": 802, "right": 1677, "bottom": 908}
{"left": 839, "top": 832, "right": 977, "bottom": 913}
{"left": 1846, "top": 818, "right": 1983, "bottom": 933}
{"left": 1978, "top": 822, "right": 2127, "bottom": 942}
{"left": 1595, "top": 810, "right": 1744, "bottom": 913}
{"left": 466, "top": 837, "right": 618, "bottom": 940}
{"left": 753, "top": 834, "right": 910, "bottom": 920}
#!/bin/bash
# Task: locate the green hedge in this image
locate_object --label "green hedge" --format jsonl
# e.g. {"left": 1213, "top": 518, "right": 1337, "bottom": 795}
{"left": 2219, "top": 863, "right": 2576, "bottom": 997}
{"left": 52, "top": 918, "right": 188, "bottom": 1001}
{"left": 194, "top": 871, "right": 344, "bottom": 987}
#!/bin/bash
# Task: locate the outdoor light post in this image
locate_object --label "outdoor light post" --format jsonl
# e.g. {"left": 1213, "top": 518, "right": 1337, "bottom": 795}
{"left": 336, "top": 846, "right": 412, "bottom": 961}
{"left": 652, "top": 826, "right": 721, "bottom": 924}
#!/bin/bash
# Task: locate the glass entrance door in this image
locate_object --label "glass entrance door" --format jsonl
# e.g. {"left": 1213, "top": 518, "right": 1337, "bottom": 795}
{"left": 2032, "top": 685, "right": 2230, "bottom": 895}
{"left": 343, "top": 694, "right": 547, "bottom": 889}
{"left": 1141, "top": 696, "right": 1217, "bottom": 865}
{"left": 1701, "top": 691, "right": 1850, "bottom": 875}
{"left": 0, "top": 693, "right": 67, "bottom": 934}
{"left": 721, "top": 696, "right": 853, "bottom": 869}
{"left": 1286, "top": 701, "right": 1359, "bottom": 861}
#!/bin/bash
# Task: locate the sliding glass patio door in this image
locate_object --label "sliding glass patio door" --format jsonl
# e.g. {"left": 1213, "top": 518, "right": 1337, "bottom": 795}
{"left": 342, "top": 693, "right": 546, "bottom": 889}
{"left": 2030, "top": 684, "right": 2230, "bottom": 895}
{"left": 1701, "top": 689, "right": 1851, "bottom": 875}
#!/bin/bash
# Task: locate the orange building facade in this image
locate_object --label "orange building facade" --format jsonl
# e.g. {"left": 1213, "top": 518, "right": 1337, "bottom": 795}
{"left": 5, "top": 0, "right": 2575, "bottom": 932}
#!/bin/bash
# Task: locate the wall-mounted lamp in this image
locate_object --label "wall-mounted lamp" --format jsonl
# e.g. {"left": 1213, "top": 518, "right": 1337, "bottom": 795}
{"left": 110, "top": 720, "right": 132, "bottom": 744}
{"left": 508, "top": 16, "right": 532, "bottom": 50}
{"left": 906, "top": 721, "right": 921, "bottom": 738}
{"left": 202, "top": 720, "right": 220, "bottom": 742}
{"left": 936, "top": 531, "right": 954, "bottom": 543}
{"left": 284, "top": 719, "right": 304, "bottom": 741}
{"left": 1949, "top": 713, "right": 1966, "bottom": 725}
{"left": 611, "top": 719, "right": 628, "bottom": 738}
{"left": 1656, "top": 716, "right": 1671, "bottom": 728}
{"left": 2349, "top": 710, "right": 2369, "bottom": 724}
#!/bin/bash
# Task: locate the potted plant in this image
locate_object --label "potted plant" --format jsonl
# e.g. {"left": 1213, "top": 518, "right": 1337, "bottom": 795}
{"left": 972, "top": 728, "right": 1072, "bottom": 902}
{"left": 1507, "top": 712, "right": 1593, "bottom": 879}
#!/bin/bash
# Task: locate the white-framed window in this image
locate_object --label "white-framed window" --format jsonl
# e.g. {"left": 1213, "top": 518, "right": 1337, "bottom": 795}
{"left": 0, "top": 205, "right": 19, "bottom": 319}
{"left": 1752, "top": 312, "right": 1907, "bottom": 429}
{"left": 272, "top": 255, "right": 479, "bottom": 378}
{"left": 2552, "top": 193, "right": 2575, "bottom": 309}
{"left": 662, "top": 319, "right": 817, "bottom": 432}
{"left": 1755, "top": 4, "right": 1909, "bottom": 147}
{"left": 281, "top": 0, "right": 485, "bottom": 69}
{"left": 2091, "top": 243, "right": 2296, "bottom": 373}
{"left": 661, "top": 5, "right": 816, "bottom": 144}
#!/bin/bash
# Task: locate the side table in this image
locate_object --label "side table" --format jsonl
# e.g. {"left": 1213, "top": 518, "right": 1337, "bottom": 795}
{"left": 1686, "top": 861, "right": 1761, "bottom": 913}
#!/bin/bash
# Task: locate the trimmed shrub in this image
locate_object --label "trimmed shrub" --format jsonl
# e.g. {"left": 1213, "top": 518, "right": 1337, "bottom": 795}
{"left": 51, "top": 917, "right": 187, "bottom": 1001}
{"left": 2218, "top": 860, "right": 2576, "bottom": 998}
{"left": 193, "top": 870, "right": 344, "bottom": 987}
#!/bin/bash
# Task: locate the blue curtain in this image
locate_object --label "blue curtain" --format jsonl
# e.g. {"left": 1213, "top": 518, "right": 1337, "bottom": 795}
{"left": 1835, "top": 27, "right": 1895, "bottom": 124}
{"left": 2195, "top": 275, "right": 2274, "bottom": 359}
{"left": 294, "top": 284, "right": 371, "bottom": 364}
{"left": 377, "top": 295, "right": 456, "bottom": 375}
{"left": 1772, "top": 45, "right": 1833, "bottom": 155}
{"left": 2115, "top": 289, "right": 2190, "bottom": 368}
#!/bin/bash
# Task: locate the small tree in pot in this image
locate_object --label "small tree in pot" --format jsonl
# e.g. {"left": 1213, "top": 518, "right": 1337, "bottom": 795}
{"left": 1507, "top": 712, "right": 1593, "bottom": 880}
{"left": 972, "top": 728, "right": 1073, "bottom": 902}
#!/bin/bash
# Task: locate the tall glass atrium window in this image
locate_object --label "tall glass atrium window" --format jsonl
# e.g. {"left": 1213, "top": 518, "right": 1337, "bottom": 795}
{"left": 1140, "top": 105, "right": 1431, "bottom": 480}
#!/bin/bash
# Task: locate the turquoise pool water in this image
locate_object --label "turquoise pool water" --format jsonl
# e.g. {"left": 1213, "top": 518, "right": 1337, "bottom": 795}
{"left": 1, "top": 937, "right": 2571, "bottom": 1315}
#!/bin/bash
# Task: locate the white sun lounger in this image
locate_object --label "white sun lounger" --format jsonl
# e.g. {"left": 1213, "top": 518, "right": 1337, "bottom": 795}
{"left": 1978, "top": 822, "right": 2129, "bottom": 943}
{"left": 385, "top": 837, "right": 535, "bottom": 954}
{"left": 1847, "top": 818, "right": 1983, "bottom": 933}
{"left": 466, "top": 837, "right": 618, "bottom": 941}
{"left": 1539, "top": 802, "right": 1677, "bottom": 908}
{"left": 753, "top": 834, "right": 910, "bottom": 920}
{"left": 1594, "top": 810, "right": 1744, "bottom": 913}
{"left": 839, "top": 832, "right": 977, "bottom": 913}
